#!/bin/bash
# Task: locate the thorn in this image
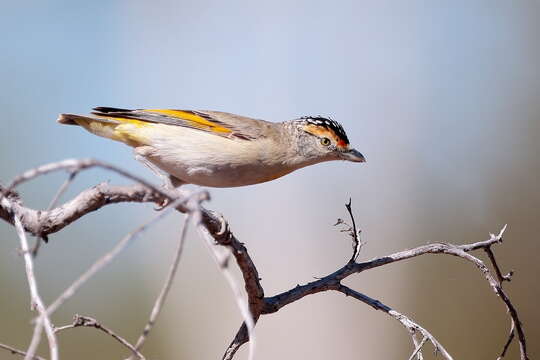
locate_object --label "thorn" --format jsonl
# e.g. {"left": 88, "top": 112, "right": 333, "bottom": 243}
{"left": 498, "top": 224, "right": 508, "bottom": 238}
{"left": 503, "top": 270, "right": 514, "bottom": 281}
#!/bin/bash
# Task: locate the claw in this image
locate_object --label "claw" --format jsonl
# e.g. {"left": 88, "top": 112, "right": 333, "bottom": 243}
{"left": 216, "top": 212, "right": 229, "bottom": 237}
{"left": 154, "top": 197, "right": 170, "bottom": 211}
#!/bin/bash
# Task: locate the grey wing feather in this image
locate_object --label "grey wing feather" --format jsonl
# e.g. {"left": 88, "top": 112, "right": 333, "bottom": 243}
{"left": 196, "top": 110, "right": 277, "bottom": 140}
{"left": 91, "top": 107, "right": 276, "bottom": 140}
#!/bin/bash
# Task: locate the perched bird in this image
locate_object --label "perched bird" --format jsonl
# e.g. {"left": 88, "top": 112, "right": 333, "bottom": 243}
{"left": 58, "top": 107, "right": 365, "bottom": 188}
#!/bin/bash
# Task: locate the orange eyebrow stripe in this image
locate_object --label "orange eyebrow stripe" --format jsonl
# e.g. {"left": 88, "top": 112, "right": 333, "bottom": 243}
{"left": 303, "top": 124, "right": 337, "bottom": 138}
{"left": 303, "top": 124, "right": 348, "bottom": 148}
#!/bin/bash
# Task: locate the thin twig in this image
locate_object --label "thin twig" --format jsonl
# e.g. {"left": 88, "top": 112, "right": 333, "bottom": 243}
{"left": 45, "top": 195, "right": 195, "bottom": 317}
{"left": 47, "top": 170, "right": 79, "bottom": 210}
{"left": 337, "top": 284, "right": 453, "bottom": 360}
{"left": 23, "top": 324, "right": 43, "bottom": 360}
{"left": 390, "top": 309, "right": 454, "bottom": 360}
{"left": 261, "top": 225, "right": 528, "bottom": 360}
{"left": 9, "top": 206, "right": 58, "bottom": 360}
{"left": 6, "top": 159, "right": 166, "bottom": 200}
{"left": 222, "top": 323, "right": 251, "bottom": 360}
{"left": 32, "top": 170, "right": 79, "bottom": 256}
{"left": 408, "top": 336, "right": 428, "bottom": 360}
{"left": 205, "top": 211, "right": 264, "bottom": 360}
{"left": 497, "top": 320, "right": 516, "bottom": 360}
{"left": 0, "top": 342, "right": 46, "bottom": 360}
{"left": 55, "top": 315, "right": 145, "bottom": 359}
{"left": 128, "top": 213, "right": 192, "bottom": 358}
{"left": 0, "top": 161, "right": 529, "bottom": 360}
{"left": 194, "top": 209, "right": 256, "bottom": 360}
{"left": 345, "top": 198, "right": 361, "bottom": 262}
{"left": 446, "top": 248, "right": 528, "bottom": 360}
{"left": 0, "top": 183, "right": 167, "bottom": 237}
{"left": 485, "top": 245, "right": 513, "bottom": 283}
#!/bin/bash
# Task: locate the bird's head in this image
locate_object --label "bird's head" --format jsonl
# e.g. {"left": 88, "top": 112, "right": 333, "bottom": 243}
{"left": 291, "top": 116, "right": 365, "bottom": 164}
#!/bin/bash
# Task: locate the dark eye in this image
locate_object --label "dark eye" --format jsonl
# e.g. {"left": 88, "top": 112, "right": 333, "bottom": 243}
{"left": 320, "top": 137, "right": 331, "bottom": 146}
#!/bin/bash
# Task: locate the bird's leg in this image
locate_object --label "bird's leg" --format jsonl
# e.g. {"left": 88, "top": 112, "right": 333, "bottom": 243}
{"left": 134, "top": 151, "right": 185, "bottom": 210}
{"left": 168, "top": 174, "right": 186, "bottom": 188}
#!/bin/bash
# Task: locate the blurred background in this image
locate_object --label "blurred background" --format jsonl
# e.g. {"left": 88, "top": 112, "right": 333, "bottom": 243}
{"left": 1, "top": 1, "right": 538, "bottom": 359}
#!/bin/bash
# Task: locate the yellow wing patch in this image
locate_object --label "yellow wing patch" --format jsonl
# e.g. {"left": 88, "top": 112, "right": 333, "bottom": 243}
{"left": 95, "top": 115, "right": 148, "bottom": 128}
{"left": 113, "top": 123, "right": 150, "bottom": 146}
{"left": 88, "top": 116, "right": 151, "bottom": 146}
{"left": 143, "top": 109, "right": 232, "bottom": 134}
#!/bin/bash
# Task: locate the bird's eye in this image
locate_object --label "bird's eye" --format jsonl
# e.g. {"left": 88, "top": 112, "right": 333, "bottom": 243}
{"left": 320, "top": 137, "right": 331, "bottom": 146}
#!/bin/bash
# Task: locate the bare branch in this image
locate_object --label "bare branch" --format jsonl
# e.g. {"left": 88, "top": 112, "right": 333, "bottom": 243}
{"left": 260, "top": 226, "right": 528, "bottom": 360}
{"left": 6, "top": 159, "right": 165, "bottom": 199}
{"left": 207, "top": 211, "right": 265, "bottom": 308}
{"left": 55, "top": 315, "right": 145, "bottom": 359}
{"left": 1, "top": 160, "right": 529, "bottom": 360}
{"left": 197, "top": 210, "right": 265, "bottom": 360}
{"left": 0, "top": 183, "right": 162, "bottom": 236}
{"left": 128, "top": 213, "right": 192, "bottom": 358}
{"left": 345, "top": 198, "right": 362, "bottom": 262}
{"left": 0, "top": 160, "right": 264, "bottom": 360}
{"left": 223, "top": 323, "right": 250, "bottom": 360}
{"left": 407, "top": 336, "right": 428, "bottom": 360}
{"left": 0, "top": 343, "right": 46, "bottom": 360}
{"left": 32, "top": 170, "right": 79, "bottom": 256}
{"left": 45, "top": 194, "right": 200, "bottom": 317}
{"left": 443, "top": 246, "right": 528, "bottom": 360}
{"left": 389, "top": 309, "right": 454, "bottom": 360}
{"left": 485, "top": 246, "right": 513, "bottom": 282}
{"left": 264, "top": 231, "right": 506, "bottom": 313}
{"left": 196, "top": 214, "right": 257, "bottom": 360}
{"left": 46, "top": 170, "right": 79, "bottom": 211}
{"left": 24, "top": 321, "right": 43, "bottom": 360}
{"left": 6, "top": 201, "right": 58, "bottom": 360}
{"left": 336, "top": 285, "right": 453, "bottom": 359}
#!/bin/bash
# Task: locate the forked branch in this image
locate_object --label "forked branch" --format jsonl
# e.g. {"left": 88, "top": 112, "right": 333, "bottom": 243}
{"left": 0, "top": 159, "right": 529, "bottom": 360}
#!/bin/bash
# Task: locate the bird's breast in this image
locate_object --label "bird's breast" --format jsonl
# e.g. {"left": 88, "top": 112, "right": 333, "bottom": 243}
{"left": 137, "top": 125, "right": 296, "bottom": 187}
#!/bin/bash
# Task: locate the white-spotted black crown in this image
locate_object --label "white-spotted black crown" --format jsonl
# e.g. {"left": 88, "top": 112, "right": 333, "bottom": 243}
{"left": 301, "top": 116, "right": 350, "bottom": 145}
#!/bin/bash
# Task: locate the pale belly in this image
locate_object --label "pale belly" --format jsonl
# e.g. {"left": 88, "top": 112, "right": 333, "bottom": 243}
{"left": 151, "top": 159, "right": 295, "bottom": 187}
{"left": 132, "top": 128, "right": 298, "bottom": 187}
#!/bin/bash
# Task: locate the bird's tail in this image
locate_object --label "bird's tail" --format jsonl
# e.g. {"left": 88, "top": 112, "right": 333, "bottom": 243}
{"left": 57, "top": 113, "right": 148, "bottom": 146}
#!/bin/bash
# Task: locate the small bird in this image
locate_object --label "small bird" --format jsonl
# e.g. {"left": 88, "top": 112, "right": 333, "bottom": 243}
{"left": 58, "top": 107, "right": 365, "bottom": 188}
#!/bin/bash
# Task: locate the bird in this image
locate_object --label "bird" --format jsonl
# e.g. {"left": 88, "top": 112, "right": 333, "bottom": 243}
{"left": 58, "top": 107, "right": 365, "bottom": 188}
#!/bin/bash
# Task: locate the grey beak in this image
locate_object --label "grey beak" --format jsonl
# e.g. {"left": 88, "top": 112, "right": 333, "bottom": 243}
{"left": 341, "top": 148, "right": 366, "bottom": 163}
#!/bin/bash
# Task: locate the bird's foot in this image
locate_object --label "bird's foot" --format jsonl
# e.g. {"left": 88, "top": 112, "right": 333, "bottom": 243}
{"left": 154, "top": 184, "right": 187, "bottom": 211}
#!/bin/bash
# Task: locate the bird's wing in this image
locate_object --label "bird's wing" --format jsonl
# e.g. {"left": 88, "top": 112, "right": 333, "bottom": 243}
{"left": 91, "top": 107, "right": 272, "bottom": 140}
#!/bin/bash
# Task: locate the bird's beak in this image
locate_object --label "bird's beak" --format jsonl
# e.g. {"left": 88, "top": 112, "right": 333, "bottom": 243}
{"left": 341, "top": 148, "right": 366, "bottom": 163}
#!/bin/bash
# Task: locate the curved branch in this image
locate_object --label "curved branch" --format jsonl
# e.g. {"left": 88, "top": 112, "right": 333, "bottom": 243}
{"left": 263, "top": 234, "right": 505, "bottom": 314}
{"left": 1, "top": 161, "right": 265, "bottom": 360}
{"left": 337, "top": 285, "right": 453, "bottom": 359}
{"left": 6, "top": 200, "right": 58, "bottom": 360}
{"left": 1, "top": 183, "right": 164, "bottom": 236}
{"left": 55, "top": 315, "right": 145, "bottom": 359}
{"left": 0, "top": 160, "right": 529, "bottom": 360}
